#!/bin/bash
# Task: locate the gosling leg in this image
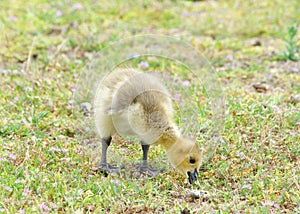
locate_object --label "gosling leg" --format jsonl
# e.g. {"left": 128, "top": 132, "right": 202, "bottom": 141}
{"left": 139, "top": 143, "right": 163, "bottom": 177}
{"left": 98, "top": 137, "right": 119, "bottom": 174}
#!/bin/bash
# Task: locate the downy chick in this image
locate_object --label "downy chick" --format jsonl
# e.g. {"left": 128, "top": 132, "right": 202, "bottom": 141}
{"left": 94, "top": 68, "right": 201, "bottom": 183}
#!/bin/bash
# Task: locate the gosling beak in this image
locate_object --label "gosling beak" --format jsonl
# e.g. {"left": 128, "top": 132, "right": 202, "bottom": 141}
{"left": 187, "top": 168, "right": 199, "bottom": 184}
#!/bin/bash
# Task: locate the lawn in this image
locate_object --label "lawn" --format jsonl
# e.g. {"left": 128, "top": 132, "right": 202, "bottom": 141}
{"left": 0, "top": 0, "right": 299, "bottom": 213}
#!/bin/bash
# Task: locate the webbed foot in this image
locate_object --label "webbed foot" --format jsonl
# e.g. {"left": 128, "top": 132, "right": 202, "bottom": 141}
{"left": 138, "top": 161, "right": 165, "bottom": 177}
{"left": 98, "top": 163, "right": 119, "bottom": 175}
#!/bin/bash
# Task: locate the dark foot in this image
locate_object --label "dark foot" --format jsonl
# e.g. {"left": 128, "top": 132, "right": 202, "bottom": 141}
{"left": 138, "top": 161, "right": 165, "bottom": 177}
{"left": 98, "top": 163, "right": 119, "bottom": 176}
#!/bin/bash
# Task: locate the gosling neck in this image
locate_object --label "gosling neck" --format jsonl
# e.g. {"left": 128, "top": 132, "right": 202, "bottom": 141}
{"left": 158, "top": 126, "right": 181, "bottom": 152}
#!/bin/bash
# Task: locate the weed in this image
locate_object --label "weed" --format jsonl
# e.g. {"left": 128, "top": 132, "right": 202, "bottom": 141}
{"left": 278, "top": 23, "right": 299, "bottom": 61}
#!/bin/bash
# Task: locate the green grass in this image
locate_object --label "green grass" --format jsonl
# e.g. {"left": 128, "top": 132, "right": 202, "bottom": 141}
{"left": 0, "top": 0, "right": 299, "bottom": 213}
{"left": 277, "top": 23, "right": 300, "bottom": 61}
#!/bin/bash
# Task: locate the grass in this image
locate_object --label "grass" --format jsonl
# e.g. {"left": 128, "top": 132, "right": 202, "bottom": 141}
{"left": 0, "top": 0, "right": 299, "bottom": 213}
{"left": 277, "top": 23, "right": 300, "bottom": 61}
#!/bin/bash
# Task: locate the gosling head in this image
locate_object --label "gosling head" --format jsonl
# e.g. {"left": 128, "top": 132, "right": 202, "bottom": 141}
{"left": 167, "top": 137, "right": 202, "bottom": 184}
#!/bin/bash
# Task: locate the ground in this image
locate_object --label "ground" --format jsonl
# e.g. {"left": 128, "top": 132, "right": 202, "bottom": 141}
{"left": 0, "top": 0, "right": 299, "bottom": 213}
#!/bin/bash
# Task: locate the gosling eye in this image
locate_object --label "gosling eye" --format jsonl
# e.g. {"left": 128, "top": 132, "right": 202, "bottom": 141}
{"left": 189, "top": 157, "right": 196, "bottom": 164}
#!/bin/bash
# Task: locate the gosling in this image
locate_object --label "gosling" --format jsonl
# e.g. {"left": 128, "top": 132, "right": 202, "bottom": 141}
{"left": 94, "top": 68, "right": 201, "bottom": 183}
